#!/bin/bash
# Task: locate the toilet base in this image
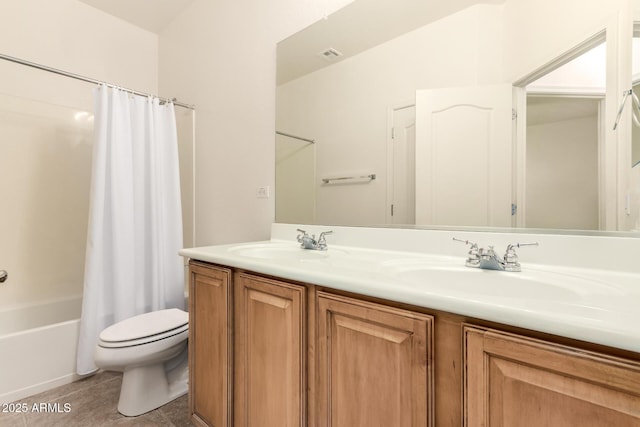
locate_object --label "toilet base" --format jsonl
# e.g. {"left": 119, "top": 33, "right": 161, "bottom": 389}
{"left": 117, "top": 357, "right": 188, "bottom": 417}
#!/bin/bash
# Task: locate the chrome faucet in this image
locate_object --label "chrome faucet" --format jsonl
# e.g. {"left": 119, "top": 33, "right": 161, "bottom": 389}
{"left": 297, "top": 229, "right": 333, "bottom": 250}
{"left": 454, "top": 238, "right": 538, "bottom": 272}
{"left": 478, "top": 246, "right": 506, "bottom": 271}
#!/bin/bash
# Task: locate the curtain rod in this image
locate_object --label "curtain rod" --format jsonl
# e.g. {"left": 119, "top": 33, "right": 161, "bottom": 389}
{"left": 0, "top": 52, "right": 195, "bottom": 110}
{"left": 276, "top": 131, "right": 315, "bottom": 144}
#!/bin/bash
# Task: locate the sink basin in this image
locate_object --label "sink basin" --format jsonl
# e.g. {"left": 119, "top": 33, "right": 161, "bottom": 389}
{"left": 393, "top": 264, "right": 636, "bottom": 323}
{"left": 228, "top": 243, "right": 347, "bottom": 261}
{"left": 378, "top": 258, "right": 615, "bottom": 304}
{"left": 395, "top": 267, "right": 580, "bottom": 301}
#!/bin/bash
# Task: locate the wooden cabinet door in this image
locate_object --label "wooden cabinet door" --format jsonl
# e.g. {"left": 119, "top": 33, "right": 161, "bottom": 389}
{"left": 189, "top": 263, "right": 233, "bottom": 427}
{"left": 234, "top": 273, "right": 306, "bottom": 427}
{"left": 464, "top": 326, "right": 640, "bottom": 427}
{"left": 317, "top": 292, "right": 434, "bottom": 427}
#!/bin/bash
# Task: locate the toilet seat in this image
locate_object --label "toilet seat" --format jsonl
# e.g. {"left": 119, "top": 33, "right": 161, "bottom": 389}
{"left": 98, "top": 308, "right": 189, "bottom": 349}
{"left": 93, "top": 308, "right": 190, "bottom": 416}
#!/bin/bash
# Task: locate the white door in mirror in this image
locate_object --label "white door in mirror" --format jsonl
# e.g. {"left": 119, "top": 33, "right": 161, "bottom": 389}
{"left": 415, "top": 84, "right": 513, "bottom": 227}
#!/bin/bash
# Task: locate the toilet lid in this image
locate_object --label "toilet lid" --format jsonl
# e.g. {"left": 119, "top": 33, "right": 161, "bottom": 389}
{"left": 99, "top": 308, "right": 188, "bottom": 344}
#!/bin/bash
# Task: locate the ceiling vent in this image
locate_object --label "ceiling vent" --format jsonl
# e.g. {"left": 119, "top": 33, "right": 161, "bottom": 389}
{"left": 318, "top": 48, "right": 343, "bottom": 61}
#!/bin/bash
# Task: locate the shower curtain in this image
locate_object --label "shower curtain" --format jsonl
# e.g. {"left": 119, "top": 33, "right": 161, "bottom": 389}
{"left": 77, "top": 85, "right": 184, "bottom": 375}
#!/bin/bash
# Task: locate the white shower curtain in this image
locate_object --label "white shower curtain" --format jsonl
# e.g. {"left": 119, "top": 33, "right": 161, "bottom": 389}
{"left": 77, "top": 85, "right": 184, "bottom": 375}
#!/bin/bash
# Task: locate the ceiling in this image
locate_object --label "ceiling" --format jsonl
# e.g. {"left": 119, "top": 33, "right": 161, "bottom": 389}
{"left": 527, "top": 96, "right": 599, "bottom": 126}
{"left": 277, "top": 0, "right": 505, "bottom": 85}
{"left": 78, "top": 0, "right": 194, "bottom": 34}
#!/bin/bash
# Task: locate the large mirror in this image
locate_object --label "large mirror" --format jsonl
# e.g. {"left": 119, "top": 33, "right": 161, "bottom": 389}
{"left": 276, "top": 0, "right": 639, "bottom": 233}
{"left": 633, "top": 24, "right": 640, "bottom": 168}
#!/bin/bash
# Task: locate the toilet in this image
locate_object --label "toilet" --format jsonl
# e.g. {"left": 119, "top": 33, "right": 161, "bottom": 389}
{"left": 94, "top": 308, "right": 189, "bottom": 417}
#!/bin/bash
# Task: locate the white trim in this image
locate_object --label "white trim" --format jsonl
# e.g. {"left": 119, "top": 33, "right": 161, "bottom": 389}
{"left": 513, "top": 87, "right": 526, "bottom": 228}
{"left": 513, "top": 30, "right": 607, "bottom": 87}
{"left": 597, "top": 98, "right": 607, "bottom": 230}
{"left": 385, "top": 101, "right": 415, "bottom": 224}
{"left": 191, "top": 109, "right": 197, "bottom": 248}
{"left": 526, "top": 86, "right": 606, "bottom": 97}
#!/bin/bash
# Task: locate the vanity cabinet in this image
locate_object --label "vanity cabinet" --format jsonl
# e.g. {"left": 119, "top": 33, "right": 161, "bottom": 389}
{"left": 188, "top": 260, "right": 640, "bottom": 427}
{"left": 188, "top": 265, "right": 305, "bottom": 427}
{"left": 464, "top": 326, "right": 640, "bottom": 427}
{"left": 316, "top": 292, "right": 434, "bottom": 426}
{"left": 188, "top": 261, "right": 435, "bottom": 426}
{"left": 189, "top": 262, "right": 233, "bottom": 427}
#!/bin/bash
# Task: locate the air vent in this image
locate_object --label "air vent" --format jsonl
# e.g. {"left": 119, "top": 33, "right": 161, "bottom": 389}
{"left": 318, "top": 48, "right": 343, "bottom": 61}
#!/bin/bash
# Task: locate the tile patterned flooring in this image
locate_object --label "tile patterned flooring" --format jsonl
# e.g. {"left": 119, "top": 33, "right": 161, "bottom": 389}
{"left": 1, "top": 372, "right": 192, "bottom": 426}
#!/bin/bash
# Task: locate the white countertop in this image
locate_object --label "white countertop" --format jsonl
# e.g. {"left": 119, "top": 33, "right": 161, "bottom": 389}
{"left": 180, "top": 224, "right": 640, "bottom": 354}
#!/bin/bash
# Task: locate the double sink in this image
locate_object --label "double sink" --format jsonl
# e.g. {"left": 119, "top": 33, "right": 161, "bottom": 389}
{"left": 182, "top": 239, "right": 640, "bottom": 352}
{"left": 226, "top": 241, "right": 629, "bottom": 312}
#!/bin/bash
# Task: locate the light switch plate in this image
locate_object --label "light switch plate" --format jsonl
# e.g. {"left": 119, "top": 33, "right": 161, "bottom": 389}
{"left": 257, "top": 186, "right": 270, "bottom": 199}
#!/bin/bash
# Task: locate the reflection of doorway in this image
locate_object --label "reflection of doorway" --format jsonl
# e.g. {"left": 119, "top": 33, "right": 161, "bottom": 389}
{"left": 525, "top": 96, "right": 602, "bottom": 230}
{"left": 387, "top": 104, "right": 416, "bottom": 225}
{"left": 515, "top": 33, "right": 608, "bottom": 230}
{"left": 275, "top": 134, "right": 316, "bottom": 223}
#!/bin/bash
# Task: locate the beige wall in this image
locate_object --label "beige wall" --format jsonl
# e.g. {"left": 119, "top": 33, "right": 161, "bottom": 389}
{"left": 158, "top": 0, "right": 353, "bottom": 245}
{"left": 0, "top": 0, "right": 158, "bottom": 101}
{"left": 526, "top": 113, "right": 600, "bottom": 230}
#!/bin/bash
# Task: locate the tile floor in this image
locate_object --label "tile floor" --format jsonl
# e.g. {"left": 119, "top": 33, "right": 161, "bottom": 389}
{"left": 0, "top": 372, "right": 192, "bottom": 426}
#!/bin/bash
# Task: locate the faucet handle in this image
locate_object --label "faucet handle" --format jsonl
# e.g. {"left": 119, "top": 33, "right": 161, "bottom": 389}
{"left": 507, "top": 242, "right": 539, "bottom": 249}
{"left": 453, "top": 238, "right": 480, "bottom": 267}
{"left": 317, "top": 230, "right": 333, "bottom": 250}
{"left": 503, "top": 242, "right": 538, "bottom": 271}
{"left": 296, "top": 229, "right": 309, "bottom": 244}
{"left": 453, "top": 238, "right": 478, "bottom": 249}
{"left": 318, "top": 230, "right": 333, "bottom": 240}
{"left": 505, "top": 242, "right": 539, "bottom": 257}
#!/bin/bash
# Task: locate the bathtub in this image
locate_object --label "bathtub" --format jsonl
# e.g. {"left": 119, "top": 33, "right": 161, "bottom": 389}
{"left": 0, "top": 296, "right": 83, "bottom": 404}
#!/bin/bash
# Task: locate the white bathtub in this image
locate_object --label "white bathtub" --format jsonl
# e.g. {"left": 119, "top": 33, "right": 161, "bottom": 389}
{"left": 0, "top": 296, "right": 83, "bottom": 403}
